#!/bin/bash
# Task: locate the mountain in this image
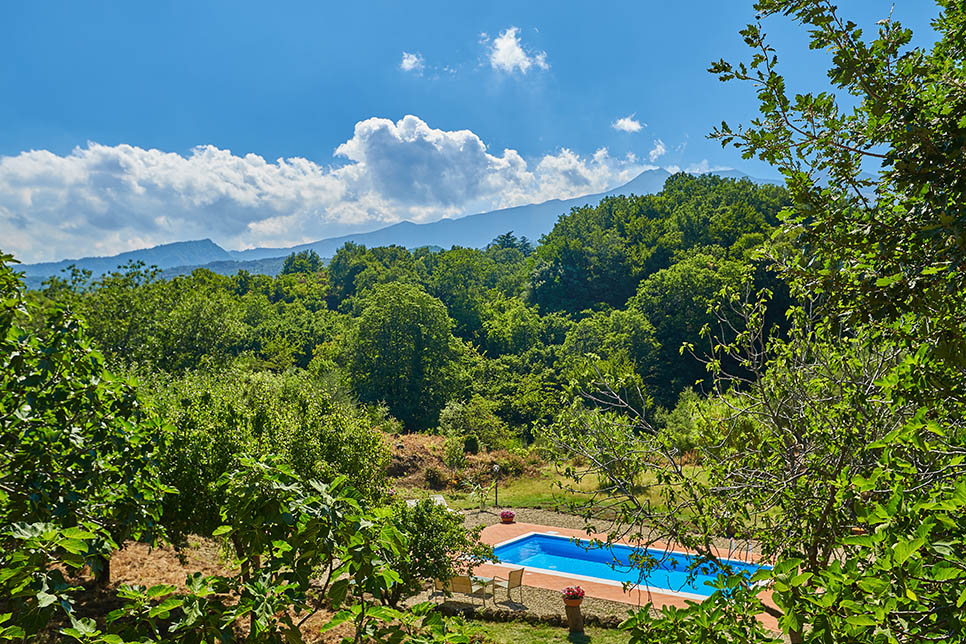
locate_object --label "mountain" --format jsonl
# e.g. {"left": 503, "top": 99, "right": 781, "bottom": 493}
{"left": 19, "top": 168, "right": 781, "bottom": 288}
{"left": 157, "top": 256, "right": 291, "bottom": 281}
{"left": 228, "top": 168, "right": 676, "bottom": 261}
{"left": 20, "top": 239, "right": 233, "bottom": 283}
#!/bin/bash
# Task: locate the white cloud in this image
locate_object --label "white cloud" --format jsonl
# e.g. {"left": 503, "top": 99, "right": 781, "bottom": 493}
{"left": 400, "top": 51, "right": 424, "bottom": 73}
{"left": 612, "top": 115, "right": 644, "bottom": 133}
{"left": 487, "top": 27, "right": 549, "bottom": 74}
{"left": 686, "top": 159, "right": 732, "bottom": 174}
{"left": 0, "top": 116, "right": 646, "bottom": 262}
{"left": 648, "top": 139, "right": 667, "bottom": 162}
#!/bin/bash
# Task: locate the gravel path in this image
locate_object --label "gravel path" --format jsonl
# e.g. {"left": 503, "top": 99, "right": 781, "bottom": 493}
{"left": 403, "top": 583, "right": 638, "bottom": 627}
{"left": 461, "top": 506, "right": 764, "bottom": 560}
{"left": 460, "top": 507, "right": 604, "bottom": 533}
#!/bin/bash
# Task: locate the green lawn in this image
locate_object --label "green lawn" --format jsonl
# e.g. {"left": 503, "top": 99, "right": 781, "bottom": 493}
{"left": 468, "top": 620, "right": 628, "bottom": 644}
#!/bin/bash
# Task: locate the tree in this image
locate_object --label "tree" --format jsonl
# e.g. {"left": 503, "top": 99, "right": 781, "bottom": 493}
{"left": 347, "top": 283, "right": 458, "bottom": 430}
{"left": 0, "top": 253, "right": 172, "bottom": 590}
{"left": 426, "top": 247, "right": 494, "bottom": 341}
{"left": 377, "top": 500, "right": 493, "bottom": 607}
{"left": 629, "top": 250, "right": 751, "bottom": 406}
{"left": 281, "top": 249, "right": 324, "bottom": 274}
{"left": 544, "top": 2, "right": 966, "bottom": 642}
{"left": 437, "top": 395, "right": 510, "bottom": 451}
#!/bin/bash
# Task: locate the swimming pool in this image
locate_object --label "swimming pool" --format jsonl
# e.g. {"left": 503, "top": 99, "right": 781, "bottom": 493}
{"left": 492, "top": 533, "right": 764, "bottom": 598}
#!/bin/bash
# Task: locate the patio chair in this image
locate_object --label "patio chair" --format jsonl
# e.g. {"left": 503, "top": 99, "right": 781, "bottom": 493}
{"left": 434, "top": 575, "right": 489, "bottom": 606}
{"left": 491, "top": 568, "right": 525, "bottom": 603}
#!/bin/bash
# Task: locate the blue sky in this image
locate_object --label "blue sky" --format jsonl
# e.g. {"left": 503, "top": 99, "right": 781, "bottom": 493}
{"left": 0, "top": 1, "right": 940, "bottom": 262}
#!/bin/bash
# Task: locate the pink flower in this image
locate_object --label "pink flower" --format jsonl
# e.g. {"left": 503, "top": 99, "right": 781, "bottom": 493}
{"left": 500, "top": 510, "right": 515, "bottom": 520}
{"left": 562, "top": 586, "right": 585, "bottom": 600}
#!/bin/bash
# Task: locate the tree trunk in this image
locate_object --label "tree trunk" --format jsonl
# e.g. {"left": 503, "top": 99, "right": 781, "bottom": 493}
{"left": 92, "top": 555, "right": 111, "bottom": 587}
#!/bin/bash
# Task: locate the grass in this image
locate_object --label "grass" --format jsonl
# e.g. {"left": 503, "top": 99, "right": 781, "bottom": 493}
{"left": 419, "top": 464, "right": 674, "bottom": 515}
{"left": 468, "top": 620, "right": 628, "bottom": 644}
{"left": 443, "top": 466, "right": 599, "bottom": 511}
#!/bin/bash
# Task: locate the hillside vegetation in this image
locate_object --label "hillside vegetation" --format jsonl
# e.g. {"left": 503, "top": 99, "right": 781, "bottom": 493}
{"left": 2, "top": 1, "right": 965, "bottom": 643}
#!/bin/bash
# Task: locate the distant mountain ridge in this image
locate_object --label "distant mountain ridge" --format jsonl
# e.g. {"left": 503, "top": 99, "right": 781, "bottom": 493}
{"left": 19, "top": 169, "right": 781, "bottom": 288}
{"left": 21, "top": 238, "right": 233, "bottom": 281}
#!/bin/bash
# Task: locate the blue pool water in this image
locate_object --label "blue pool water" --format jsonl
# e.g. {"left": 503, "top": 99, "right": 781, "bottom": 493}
{"left": 492, "top": 534, "right": 764, "bottom": 597}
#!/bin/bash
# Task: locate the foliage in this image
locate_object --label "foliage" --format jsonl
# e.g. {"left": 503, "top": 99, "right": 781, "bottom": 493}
{"left": 0, "top": 522, "right": 114, "bottom": 639}
{"left": 0, "top": 253, "right": 172, "bottom": 583}
{"left": 377, "top": 499, "right": 493, "bottom": 607}
{"left": 438, "top": 395, "right": 510, "bottom": 451}
{"left": 629, "top": 250, "right": 750, "bottom": 405}
{"left": 145, "top": 367, "right": 390, "bottom": 539}
{"left": 528, "top": 174, "right": 786, "bottom": 313}
{"left": 348, "top": 283, "right": 460, "bottom": 430}
{"left": 281, "top": 249, "right": 324, "bottom": 275}
{"left": 547, "top": 1, "right": 966, "bottom": 642}
{"left": 619, "top": 575, "right": 780, "bottom": 644}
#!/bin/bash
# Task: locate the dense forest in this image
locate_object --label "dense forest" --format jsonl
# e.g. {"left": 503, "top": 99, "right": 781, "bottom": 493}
{"left": 39, "top": 172, "right": 790, "bottom": 427}
{"left": 3, "top": 1, "right": 965, "bottom": 643}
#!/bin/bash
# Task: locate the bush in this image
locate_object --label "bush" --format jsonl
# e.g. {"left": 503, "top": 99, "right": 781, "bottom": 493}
{"left": 378, "top": 500, "right": 494, "bottom": 607}
{"left": 438, "top": 395, "right": 510, "bottom": 451}
{"left": 424, "top": 467, "right": 447, "bottom": 490}
{"left": 463, "top": 433, "right": 480, "bottom": 455}
{"left": 443, "top": 437, "right": 467, "bottom": 469}
{"left": 143, "top": 367, "right": 390, "bottom": 540}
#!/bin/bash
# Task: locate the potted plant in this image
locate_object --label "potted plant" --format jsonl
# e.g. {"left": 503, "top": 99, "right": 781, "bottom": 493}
{"left": 500, "top": 510, "right": 515, "bottom": 524}
{"left": 562, "top": 585, "right": 585, "bottom": 607}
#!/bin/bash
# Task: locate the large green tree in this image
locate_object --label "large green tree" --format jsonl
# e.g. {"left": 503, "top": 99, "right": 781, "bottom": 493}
{"left": 1, "top": 254, "right": 172, "bottom": 586}
{"left": 553, "top": 2, "right": 966, "bottom": 643}
{"left": 347, "top": 283, "right": 459, "bottom": 430}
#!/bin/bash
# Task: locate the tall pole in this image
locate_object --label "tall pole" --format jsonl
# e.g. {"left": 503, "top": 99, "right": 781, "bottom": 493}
{"left": 492, "top": 464, "right": 500, "bottom": 507}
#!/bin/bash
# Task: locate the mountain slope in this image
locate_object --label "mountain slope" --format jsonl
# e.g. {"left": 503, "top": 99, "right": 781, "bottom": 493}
{"left": 19, "top": 168, "right": 780, "bottom": 287}
{"left": 20, "top": 239, "right": 233, "bottom": 281}
{"left": 228, "top": 169, "right": 675, "bottom": 261}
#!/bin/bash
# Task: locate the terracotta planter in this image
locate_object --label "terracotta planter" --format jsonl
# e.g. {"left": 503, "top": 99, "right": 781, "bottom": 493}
{"left": 501, "top": 518, "right": 514, "bottom": 524}
{"left": 563, "top": 598, "right": 583, "bottom": 607}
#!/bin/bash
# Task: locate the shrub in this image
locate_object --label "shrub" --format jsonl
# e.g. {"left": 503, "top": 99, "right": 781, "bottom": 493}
{"left": 424, "top": 467, "right": 447, "bottom": 490}
{"left": 438, "top": 395, "right": 510, "bottom": 451}
{"left": 443, "top": 436, "right": 467, "bottom": 470}
{"left": 377, "top": 499, "right": 494, "bottom": 607}
{"left": 463, "top": 433, "right": 480, "bottom": 455}
{"left": 143, "top": 367, "right": 390, "bottom": 540}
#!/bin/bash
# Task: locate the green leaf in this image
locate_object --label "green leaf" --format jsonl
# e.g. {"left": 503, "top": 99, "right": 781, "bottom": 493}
{"left": 874, "top": 273, "right": 903, "bottom": 287}
{"left": 36, "top": 591, "right": 58, "bottom": 608}
{"left": 148, "top": 597, "right": 183, "bottom": 618}
{"left": 59, "top": 539, "right": 89, "bottom": 555}
{"left": 790, "top": 572, "right": 812, "bottom": 587}
{"left": 893, "top": 537, "right": 925, "bottom": 565}
{"left": 212, "top": 525, "right": 233, "bottom": 537}
{"left": 146, "top": 584, "right": 177, "bottom": 598}
{"left": 321, "top": 610, "right": 354, "bottom": 632}
{"left": 845, "top": 614, "right": 876, "bottom": 626}
{"left": 328, "top": 578, "right": 350, "bottom": 607}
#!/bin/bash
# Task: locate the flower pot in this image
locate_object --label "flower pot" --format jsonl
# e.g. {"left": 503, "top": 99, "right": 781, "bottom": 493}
{"left": 501, "top": 518, "right": 514, "bottom": 524}
{"left": 563, "top": 598, "right": 583, "bottom": 607}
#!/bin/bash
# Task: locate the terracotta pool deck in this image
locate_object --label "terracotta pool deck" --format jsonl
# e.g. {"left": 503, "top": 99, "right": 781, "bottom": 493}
{"left": 473, "top": 521, "right": 778, "bottom": 631}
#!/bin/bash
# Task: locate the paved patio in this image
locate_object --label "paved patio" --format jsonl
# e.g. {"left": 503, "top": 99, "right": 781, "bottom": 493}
{"left": 472, "top": 521, "right": 778, "bottom": 631}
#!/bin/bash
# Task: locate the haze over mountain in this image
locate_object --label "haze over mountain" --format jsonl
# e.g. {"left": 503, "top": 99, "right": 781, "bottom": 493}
{"left": 19, "top": 169, "right": 777, "bottom": 287}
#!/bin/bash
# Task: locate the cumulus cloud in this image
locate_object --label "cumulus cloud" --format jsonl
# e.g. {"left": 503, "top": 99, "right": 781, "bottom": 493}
{"left": 487, "top": 27, "right": 549, "bottom": 74}
{"left": 686, "top": 159, "right": 732, "bottom": 173}
{"left": 648, "top": 139, "right": 667, "bottom": 162}
{"left": 0, "top": 116, "right": 646, "bottom": 262}
{"left": 612, "top": 115, "right": 644, "bottom": 133}
{"left": 400, "top": 51, "right": 424, "bottom": 73}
